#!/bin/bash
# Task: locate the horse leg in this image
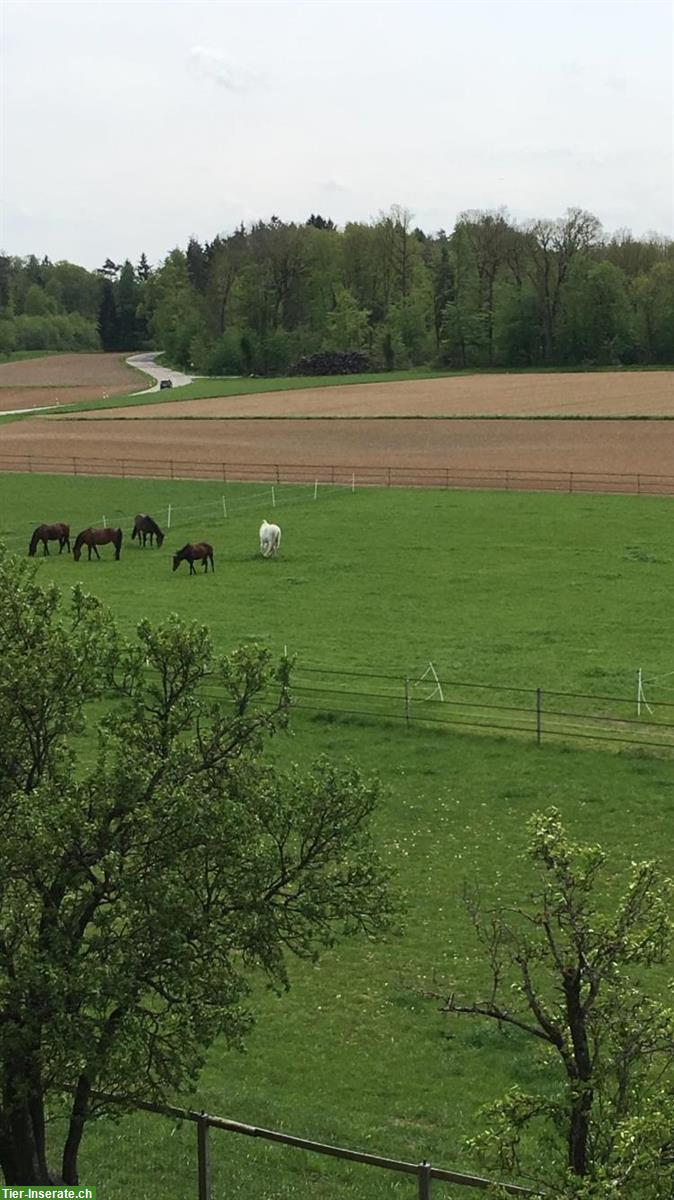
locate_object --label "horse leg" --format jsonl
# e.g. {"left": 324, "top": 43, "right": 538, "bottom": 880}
{"left": 189, "top": 561, "right": 195, "bottom": 575}
{"left": 93, "top": 545, "right": 100, "bottom": 561}
{"left": 43, "top": 541, "right": 49, "bottom": 557}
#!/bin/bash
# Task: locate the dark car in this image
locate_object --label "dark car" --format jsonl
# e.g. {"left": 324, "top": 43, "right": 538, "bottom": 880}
{"left": 159, "top": 379, "right": 173, "bottom": 390}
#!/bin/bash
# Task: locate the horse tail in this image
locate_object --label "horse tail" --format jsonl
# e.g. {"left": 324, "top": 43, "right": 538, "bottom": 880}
{"left": 116, "top": 529, "right": 123, "bottom": 557}
{"left": 28, "top": 528, "right": 40, "bottom": 556}
{"left": 64, "top": 525, "right": 71, "bottom": 552}
{"left": 275, "top": 526, "right": 281, "bottom": 550}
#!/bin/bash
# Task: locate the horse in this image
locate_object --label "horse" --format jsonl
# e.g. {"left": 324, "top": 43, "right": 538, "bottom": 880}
{"left": 172, "top": 543, "right": 214, "bottom": 575}
{"left": 28, "top": 523, "right": 70, "bottom": 557}
{"left": 73, "top": 527, "right": 123, "bottom": 562}
{"left": 259, "top": 519, "right": 281, "bottom": 558}
{"left": 131, "top": 513, "right": 164, "bottom": 548}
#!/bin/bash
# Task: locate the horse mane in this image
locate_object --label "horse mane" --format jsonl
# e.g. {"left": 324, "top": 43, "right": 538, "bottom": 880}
{"left": 73, "top": 529, "right": 89, "bottom": 550}
{"left": 28, "top": 527, "right": 42, "bottom": 556}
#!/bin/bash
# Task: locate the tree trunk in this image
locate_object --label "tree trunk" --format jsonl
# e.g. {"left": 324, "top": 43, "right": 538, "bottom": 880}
{"left": 61, "top": 1074, "right": 91, "bottom": 1184}
{"left": 1, "top": 1057, "right": 56, "bottom": 1183}
{"left": 568, "top": 1088, "right": 593, "bottom": 1176}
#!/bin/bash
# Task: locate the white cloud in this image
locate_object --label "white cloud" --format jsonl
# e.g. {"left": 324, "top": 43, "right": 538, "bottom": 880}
{"left": 189, "top": 46, "right": 261, "bottom": 92}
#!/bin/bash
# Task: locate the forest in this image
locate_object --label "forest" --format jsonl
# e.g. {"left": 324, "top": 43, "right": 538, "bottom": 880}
{"left": 1, "top": 206, "right": 672, "bottom": 374}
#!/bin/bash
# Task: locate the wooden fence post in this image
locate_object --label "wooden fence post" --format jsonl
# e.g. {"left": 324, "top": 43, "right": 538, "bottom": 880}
{"left": 418, "top": 1160, "right": 432, "bottom": 1199}
{"left": 197, "top": 1115, "right": 211, "bottom": 1200}
{"left": 536, "top": 688, "right": 542, "bottom": 745}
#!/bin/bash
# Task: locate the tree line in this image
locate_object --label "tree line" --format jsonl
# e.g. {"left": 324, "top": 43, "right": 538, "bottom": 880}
{"left": 1, "top": 207, "right": 672, "bottom": 372}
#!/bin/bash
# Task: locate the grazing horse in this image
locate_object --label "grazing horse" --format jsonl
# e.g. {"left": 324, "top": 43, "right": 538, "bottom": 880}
{"left": 28, "top": 523, "right": 70, "bottom": 557}
{"left": 259, "top": 519, "right": 281, "bottom": 558}
{"left": 172, "top": 543, "right": 214, "bottom": 575}
{"left": 131, "top": 513, "right": 164, "bottom": 548}
{"left": 73, "top": 527, "right": 123, "bottom": 562}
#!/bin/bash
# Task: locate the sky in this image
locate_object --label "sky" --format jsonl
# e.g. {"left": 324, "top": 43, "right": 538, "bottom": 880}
{"left": 1, "top": 0, "right": 673, "bottom": 269}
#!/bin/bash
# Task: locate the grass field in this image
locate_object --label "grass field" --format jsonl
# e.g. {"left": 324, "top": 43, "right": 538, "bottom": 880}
{"left": 2, "top": 472, "right": 673, "bottom": 1197}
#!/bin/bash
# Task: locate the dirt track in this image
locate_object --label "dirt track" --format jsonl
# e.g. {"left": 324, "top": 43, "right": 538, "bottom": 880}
{"left": 3, "top": 417, "right": 674, "bottom": 489}
{"left": 73, "top": 370, "right": 674, "bottom": 419}
{"left": 0, "top": 353, "right": 148, "bottom": 412}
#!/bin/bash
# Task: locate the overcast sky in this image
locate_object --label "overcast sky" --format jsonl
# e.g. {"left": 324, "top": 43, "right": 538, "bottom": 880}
{"left": 2, "top": 0, "right": 672, "bottom": 269}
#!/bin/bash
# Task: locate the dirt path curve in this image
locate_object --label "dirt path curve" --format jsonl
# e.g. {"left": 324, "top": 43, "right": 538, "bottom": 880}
{"left": 127, "top": 352, "right": 198, "bottom": 394}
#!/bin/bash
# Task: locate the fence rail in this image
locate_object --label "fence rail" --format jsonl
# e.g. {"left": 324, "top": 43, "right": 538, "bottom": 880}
{"left": 3, "top": 452, "right": 674, "bottom": 494}
{"left": 80, "top": 1090, "right": 540, "bottom": 1198}
{"left": 282, "top": 664, "right": 674, "bottom": 754}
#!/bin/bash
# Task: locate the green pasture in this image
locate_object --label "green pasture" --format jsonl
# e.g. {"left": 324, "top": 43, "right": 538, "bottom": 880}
{"left": 2, "top": 472, "right": 674, "bottom": 1197}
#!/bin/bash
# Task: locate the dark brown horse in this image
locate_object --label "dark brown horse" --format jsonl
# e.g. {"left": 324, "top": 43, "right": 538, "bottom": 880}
{"left": 172, "top": 543, "right": 214, "bottom": 575}
{"left": 28, "top": 523, "right": 70, "bottom": 556}
{"left": 131, "top": 513, "right": 164, "bottom": 548}
{"left": 73, "top": 527, "right": 123, "bottom": 562}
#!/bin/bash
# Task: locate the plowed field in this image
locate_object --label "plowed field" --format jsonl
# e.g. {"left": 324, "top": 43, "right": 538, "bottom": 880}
{"left": 0, "top": 353, "right": 148, "bottom": 412}
{"left": 70, "top": 370, "right": 674, "bottom": 418}
{"left": 3, "top": 416, "right": 674, "bottom": 491}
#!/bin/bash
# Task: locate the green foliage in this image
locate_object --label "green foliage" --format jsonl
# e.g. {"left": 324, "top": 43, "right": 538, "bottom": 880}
{"left": 443, "top": 809, "right": 674, "bottom": 1195}
{"left": 325, "top": 286, "right": 371, "bottom": 352}
{"left": 0, "top": 549, "right": 395, "bottom": 1185}
{"left": 7, "top": 208, "right": 671, "bottom": 369}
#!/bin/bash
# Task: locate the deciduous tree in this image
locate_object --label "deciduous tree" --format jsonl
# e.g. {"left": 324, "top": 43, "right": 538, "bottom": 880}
{"left": 428, "top": 809, "right": 673, "bottom": 1197}
{"left": 0, "top": 551, "right": 396, "bottom": 1185}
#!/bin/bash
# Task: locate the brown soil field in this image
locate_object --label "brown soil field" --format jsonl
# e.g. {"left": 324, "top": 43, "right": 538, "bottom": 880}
{"left": 0, "top": 354, "right": 148, "bottom": 412}
{"left": 3, "top": 417, "right": 674, "bottom": 491}
{"left": 74, "top": 370, "right": 674, "bottom": 419}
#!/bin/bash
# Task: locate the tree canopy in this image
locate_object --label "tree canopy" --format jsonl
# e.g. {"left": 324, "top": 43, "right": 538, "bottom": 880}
{"left": 0, "top": 549, "right": 396, "bottom": 1185}
{"left": 1, "top": 207, "right": 672, "bottom": 369}
{"left": 430, "top": 809, "right": 674, "bottom": 1198}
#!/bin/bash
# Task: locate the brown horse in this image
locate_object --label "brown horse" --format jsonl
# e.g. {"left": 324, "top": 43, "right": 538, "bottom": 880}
{"left": 28, "top": 523, "right": 70, "bottom": 556}
{"left": 172, "top": 543, "right": 214, "bottom": 575}
{"left": 73, "top": 527, "right": 123, "bottom": 562}
{"left": 131, "top": 513, "right": 164, "bottom": 548}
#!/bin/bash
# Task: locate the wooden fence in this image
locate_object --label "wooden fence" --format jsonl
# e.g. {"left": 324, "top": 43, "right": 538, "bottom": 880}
{"left": 84, "top": 1091, "right": 540, "bottom": 1199}
{"left": 3, "top": 452, "right": 674, "bottom": 494}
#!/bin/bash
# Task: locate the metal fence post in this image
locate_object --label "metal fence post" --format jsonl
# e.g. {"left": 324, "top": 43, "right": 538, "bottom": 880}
{"left": 197, "top": 1115, "right": 211, "bottom": 1200}
{"left": 418, "top": 1160, "right": 432, "bottom": 1199}
{"left": 536, "top": 688, "right": 542, "bottom": 745}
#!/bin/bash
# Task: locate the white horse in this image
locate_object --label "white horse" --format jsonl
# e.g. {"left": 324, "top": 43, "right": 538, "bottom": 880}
{"left": 259, "top": 519, "right": 281, "bottom": 558}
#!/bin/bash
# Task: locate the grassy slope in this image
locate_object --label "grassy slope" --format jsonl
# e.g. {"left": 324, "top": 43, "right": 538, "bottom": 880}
{"left": 1, "top": 474, "right": 672, "bottom": 1196}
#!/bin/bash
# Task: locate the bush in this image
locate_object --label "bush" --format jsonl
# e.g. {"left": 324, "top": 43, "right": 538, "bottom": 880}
{"left": 0, "top": 320, "right": 17, "bottom": 355}
{"left": 292, "top": 350, "right": 372, "bottom": 376}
